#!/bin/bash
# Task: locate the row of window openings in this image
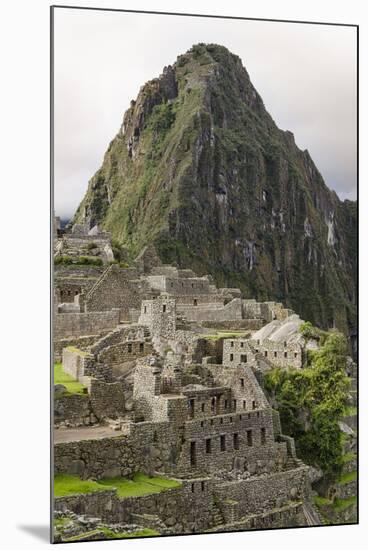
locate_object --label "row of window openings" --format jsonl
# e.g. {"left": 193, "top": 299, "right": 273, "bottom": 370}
{"left": 59, "top": 289, "right": 79, "bottom": 297}
{"left": 170, "top": 282, "right": 205, "bottom": 289}
{"left": 190, "top": 429, "right": 266, "bottom": 464}
{"left": 126, "top": 343, "right": 144, "bottom": 353}
{"left": 188, "top": 398, "right": 257, "bottom": 415}
{"left": 231, "top": 340, "right": 290, "bottom": 349}
{"left": 198, "top": 409, "right": 260, "bottom": 427}
{"left": 229, "top": 351, "right": 297, "bottom": 361}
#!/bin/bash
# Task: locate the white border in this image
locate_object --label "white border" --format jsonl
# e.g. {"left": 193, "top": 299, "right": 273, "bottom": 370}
{"left": 0, "top": 1, "right": 365, "bottom": 548}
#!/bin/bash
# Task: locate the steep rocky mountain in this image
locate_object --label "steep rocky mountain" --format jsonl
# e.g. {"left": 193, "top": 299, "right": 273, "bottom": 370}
{"left": 72, "top": 43, "right": 357, "bottom": 336}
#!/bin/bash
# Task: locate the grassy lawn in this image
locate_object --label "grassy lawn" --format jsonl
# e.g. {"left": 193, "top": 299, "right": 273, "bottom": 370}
{"left": 54, "top": 475, "right": 108, "bottom": 497}
{"left": 338, "top": 470, "right": 357, "bottom": 485}
{"left": 54, "top": 363, "right": 86, "bottom": 395}
{"left": 54, "top": 473, "right": 182, "bottom": 499}
{"left": 98, "top": 473, "right": 182, "bottom": 498}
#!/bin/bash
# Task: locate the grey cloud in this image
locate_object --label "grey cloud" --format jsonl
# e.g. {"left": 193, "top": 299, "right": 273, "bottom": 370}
{"left": 53, "top": 9, "right": 357, "bottom": 219}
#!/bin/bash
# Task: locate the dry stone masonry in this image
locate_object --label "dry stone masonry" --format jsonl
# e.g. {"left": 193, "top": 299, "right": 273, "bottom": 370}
{"left": 53, "top": 249, "right": 325, "bottom": 537}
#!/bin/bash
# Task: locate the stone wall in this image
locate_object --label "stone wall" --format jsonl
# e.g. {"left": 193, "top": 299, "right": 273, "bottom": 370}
{"left": 54, "top": 394, "right": 92, "bottom": 426}
{"left": 139, "top": 296, "right": 176, "bottom": 340}
{"left": 249, "top": 338, "right": 302, "bottom": 369}
{"left": 54, "top": 310, "right": 120, "bottom": 339}
{"left": 146, "top": 275, "right": 211, "bottom": 295}
{"left": 214, "top": 466, "right": 309, "bottom": 518}
{"left": 89, "top": 378, "right": 125, "bottom": 420}
{"left": 54, "top": 334, "right": 104, "bottom": 362}
{"left": 54, "top": 435, "right": 137, "bottom": 479}
{"left": 85, "top": 266, "right": 147, "bottom": 321}
{"left": 177, "top": 298, "right": 243, "bottom": 322}
{"left": 54, "top": 478, "right": 214, "bottom": 533}
{"left": 223, "top": 339, "right": 257, "bottom": 368}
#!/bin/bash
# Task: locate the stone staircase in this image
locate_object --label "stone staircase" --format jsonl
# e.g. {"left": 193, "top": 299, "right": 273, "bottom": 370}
{"left": 211, "top": 504, "right": 225, "bottom": 528}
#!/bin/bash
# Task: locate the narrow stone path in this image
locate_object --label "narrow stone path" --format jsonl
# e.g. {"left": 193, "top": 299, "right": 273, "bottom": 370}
{"left": 54, "top": 425, "right": 121, "bottom": 443}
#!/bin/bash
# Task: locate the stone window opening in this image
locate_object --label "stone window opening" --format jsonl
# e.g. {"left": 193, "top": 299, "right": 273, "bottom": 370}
{"left": 206, "top": 438, "right": 211, "bottom": 454}
{"left": 201, "top": 481, "right": 205, "bottom": 492}
{"left": 170, "top": 282, "right": 174, "bottom": 288}
{"left": 74, "top": 290, "right": 78, "bottom": 295}
{"left": 284, "top": 341, "right": 287, "bottom": 348}
{"left": 257, "top": 339, "right": 260, "bottom": 345}
{"left": 233, "top": 433, "right": 239, "bottom": 450}
{"left": 128, "top": 343, "right": 132, "bottom": 353}
{"left": 261, "top": 427, "right": 266, "bottom": 445}
{"left": 230, "top": 416, "right": 233, "bottom": 423}
{"left": 191, "top": 483, "right": 195, "bottom": 493}
{"left": 241, "top": 354, "right": 247, "bottom": 363}
{"left": 239, "top": 414, "right": 242, "bottom": 420}
{"left": 233, "top": 399, "right": 237, "bottom": 410}
{"left": 200, "top": 421, "right": 204, "bottom": 427}
{"left": 256, "top": 411, "right": 260, "bottom": 418}
{"left": 163, "top": 304, "right": 166, "bottom": 313}
{"left": 252, "top": 400, "right": 256, "bottom": 409}
{"left": 188, "top": 398, "right": 195, "bottom": 418}
{"left": 201, "top": 403, "right": 205, "bottom": 412}
{"left": 67, "top": 290, "right": 71, "bottom": 296}
{"left": 240, "top": 378, "right": 244, "bottom": 387}
{"left": 139, "top": 343, "right": 144, "bottom": 353}
{"left": 210, "top": 419, "right": 214, "bottom": 425}
{"left": 220, "top": 417, "right": 223, "bottom": 424}
{"left": 274, "top": 351, "right": 277, "bottom": 358}
{"left": 220, "top": 435, "right": 226, "bottom": 451}
{"left": 224, "top": 399, "right": 228, "bottom": 409}
{"left": 243, "top": 400, "right": 246, "bottom": 409}
{"left": 230, "top": 353, "right": 234, "bottom": 362}
{"left": 247, "top": 430, "right": 253, "bottom": 446}
{"left": 144, "top": 306, "right": 147, "bottom": 313}
{"left": 194, "top": 299, "right": 198, "bottom": 306}
{"left": 240, "top": 342, "right": 244, "bottom": 348}
{"left": 230, "top": 341, "right": 234, "bottom": 347}
{"left": 248, "top": 413, "right": 251, "bottom": 418}
{"left": 153, "top": 431, "right": 158, "bottom": 443}
{"left": 190, "top": 441, "right": 196, "bottom": 466}
{"left": 211, "top": 397, "right": 216, "bottom": 413}
{"left": 265, "top": 350, "right": 268, "bottom": 358}
{"left": 294, "top": 352, "right": 298, "bottom": 358}
{"left": 284, "top": 351, "right": 287, "bottom": 358}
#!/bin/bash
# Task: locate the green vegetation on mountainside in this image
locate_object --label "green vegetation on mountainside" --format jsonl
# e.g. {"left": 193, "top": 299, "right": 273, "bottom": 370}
{"left": 264, "top": 331, "right": 350, "bottom": 477}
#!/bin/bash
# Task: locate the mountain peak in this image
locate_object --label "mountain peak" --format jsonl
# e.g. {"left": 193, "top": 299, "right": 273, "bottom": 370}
{"left": 72, "top": 45, "right": 357, "bottom": 338}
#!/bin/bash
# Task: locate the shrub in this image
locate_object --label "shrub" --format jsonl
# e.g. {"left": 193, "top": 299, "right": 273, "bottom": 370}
{"left": 265, "top": 331, "right": 350, "bottom": 477}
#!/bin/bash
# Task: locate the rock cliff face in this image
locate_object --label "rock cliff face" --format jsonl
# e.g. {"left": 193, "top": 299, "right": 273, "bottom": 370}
{"left": 73, "top": 43, "right": 357, "bottom": 336}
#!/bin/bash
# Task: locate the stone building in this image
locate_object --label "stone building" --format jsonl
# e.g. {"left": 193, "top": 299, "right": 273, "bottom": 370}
{"left": 53, "top": 255, "right": 322, "bottom": 536}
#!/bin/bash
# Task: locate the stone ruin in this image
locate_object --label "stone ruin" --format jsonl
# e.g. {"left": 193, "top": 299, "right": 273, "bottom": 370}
{"left": 53, "top": 247, "right": 325, "bottom": 537}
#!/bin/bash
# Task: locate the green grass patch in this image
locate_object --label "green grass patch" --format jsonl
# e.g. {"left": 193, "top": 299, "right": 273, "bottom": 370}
{"left": 313, "top": 495, "right": 332, "bottom": 507}
{"left": 333, "top": 496, "right": 357, "bottom": 512}
{"left": 343, "top": 406, "right": 357, "bottom": 417}
{"left": 338, "top": 470, "right": 357, "bottom": 485}
{"left": 54, "top": 475, "right": 107, "bottom": 497}
{"left": 98, "top": 473, "right": 182, "bottom": 498}
{"left": 54, "top": 363, "right": 86, "bottom": 395}
{"left": 341, "top": 452, "right": 356, "bottom": 464}
{"left": 100, "top": 527, "right": 159, "bottom": 539}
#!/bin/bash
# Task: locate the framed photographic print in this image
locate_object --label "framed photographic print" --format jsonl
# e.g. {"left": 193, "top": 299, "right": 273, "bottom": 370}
{"left": 51, "top": 6, "right": 358, "bottom": 543}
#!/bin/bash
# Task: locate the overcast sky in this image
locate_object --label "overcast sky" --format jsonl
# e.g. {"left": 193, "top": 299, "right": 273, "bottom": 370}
{"left": 53, "top": 8, "right": 357, "bottom": 219}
